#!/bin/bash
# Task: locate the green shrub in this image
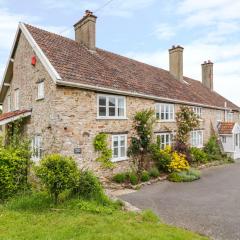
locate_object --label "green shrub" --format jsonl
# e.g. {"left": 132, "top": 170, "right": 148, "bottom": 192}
{"left": 112, "top": 172, "right": 127, "bottom": 183}
{"left": 141, "top": 210, "right": 160, "bottom": 223}
{"left": 150, "top": 144, "right": 171, "bottom": 172}
{"left": 35, "top": 154, "right": 78, "bottom": 204}
{"left": 190, "top": 147, "right": 208, "bottom": 165}
{"left": 128, "top": 172, "right": 138, "bottom": 185}
{"left": 168, "top": 168, "right": 201, "bottom": 182}
{"left": 0, "top": 147, "right": 30, "bottom": 201}
{"left": 204, "top": 136, "right": 222, "bottom": 158}
{"left": 148, "top": 167, "right": 160, "bottom": 178}
{"left": 141, "top": 170, "right": 150, "bottom": 182}
{"left": 72, "top": 170, "right": 105, "bottom": 202}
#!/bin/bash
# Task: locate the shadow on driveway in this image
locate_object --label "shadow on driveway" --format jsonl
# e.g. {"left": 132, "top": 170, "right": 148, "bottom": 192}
{"left": 120, "top": 163, "right": 240, "bottom": 240}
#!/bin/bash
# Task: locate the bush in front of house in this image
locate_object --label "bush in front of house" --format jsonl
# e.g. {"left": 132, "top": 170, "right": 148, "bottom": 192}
{"left": 35, "top": 154, "right": 78, "bottom": 204}
{"left": 150, "top": 144, "right": 172, "bottom": 172}
{"left": 141, "top": 170, "right": 150, "bottom": 182}
{"left": 168, "top": 151, "right": 190, "bottom": 172}
{"left": 190, "top": 147, "right": 208, "bottom": 165}
{"left": 148, "top": 167, "right": 160, "bottom": 178}
{"left": 112, "top": 172, "right": 127, "bottom": 183}
{"left": 128, "top": 172, "right": 138, "bottom": 185}
{"left": 168, "top": 168, "right": 201, "bottom": 182}
{"left": 72, "top": 170, "right": 106, "bottom": 202}
{"left": 0, "top": 148, "right": 30, "bottom": 200}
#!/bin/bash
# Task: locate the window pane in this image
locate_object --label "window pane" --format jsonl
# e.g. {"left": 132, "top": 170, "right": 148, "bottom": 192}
{"left": 99, "top": 107, "right": 106, "bottom": 116}
{"left": 120, "top": 146, "right": 125, "bottom": 157}
{"left": 120, "top": 136, "right": 125, "bottom": 147}
{"left": 113, "top": 147, "right": 118, "bottom": 158}
{"left": 113, "top": 137, "right": 118, "bottom": 147}
{"left": 109, "top": 97, "right": 115, "bottom": 107}
{"left": 99, "top": 97, "right": 106, "bottom": 106}
{"left": 109, "top": 107, "right": 116, "bottom": 116}
{"left": 118, "top": 107, "right": 124, "bottom": 116}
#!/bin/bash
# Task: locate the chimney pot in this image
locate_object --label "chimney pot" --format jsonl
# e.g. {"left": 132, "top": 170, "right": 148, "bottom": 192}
{"left": 74, "top": 10, "right": 97, "bottom": 51}
{"left": 169, "top": 45, "right": 184, "bottom": 81}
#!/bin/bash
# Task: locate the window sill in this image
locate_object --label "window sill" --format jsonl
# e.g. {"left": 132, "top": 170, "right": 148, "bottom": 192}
{"left": 36, "top": 97, "right": 44, "bottom": 101}
{"left": 97, "top": 117, "right": 128, "bottom": 120}
{"left": 111, "top": 157, "right": 129, "bottom": 162}
{"left": 156, "top": 120, "right": 176, "bottom": 123}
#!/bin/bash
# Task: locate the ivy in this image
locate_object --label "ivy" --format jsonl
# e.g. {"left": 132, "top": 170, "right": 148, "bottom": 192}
{"left": 93, "top": 133, "right": 113, "bottom": 168}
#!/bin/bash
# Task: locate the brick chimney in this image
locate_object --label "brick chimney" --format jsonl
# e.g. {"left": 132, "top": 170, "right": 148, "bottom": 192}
{"left": 74, "top": 10, "right": 97, "bottom": 51}
{"left": 202, "top": 60, "right": 213, "bottom": 91}
{"left": 169, "top": 45, "right": 184, "bottom": 81}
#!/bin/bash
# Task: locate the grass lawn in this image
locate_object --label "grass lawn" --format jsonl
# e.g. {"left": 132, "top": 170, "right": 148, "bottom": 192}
{"left": 0, "top": 193, "right": 208, "bottom": 240}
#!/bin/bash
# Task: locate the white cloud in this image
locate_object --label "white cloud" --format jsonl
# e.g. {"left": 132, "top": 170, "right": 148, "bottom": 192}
{"left": 154, "top": 23, "right": 175, "bottom": 40}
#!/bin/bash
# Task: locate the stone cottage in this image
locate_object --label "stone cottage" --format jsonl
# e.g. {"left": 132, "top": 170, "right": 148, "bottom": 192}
{"left": 0, "top": 10, "right": 239, "bottom": 176}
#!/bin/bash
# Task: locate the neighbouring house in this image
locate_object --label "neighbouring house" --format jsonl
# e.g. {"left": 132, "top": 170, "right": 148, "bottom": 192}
{"left": 218, "top": 122, "right": 240, "bottom": 159}
{"left": 0, "top": 10, "right": 239, "bottom": 176}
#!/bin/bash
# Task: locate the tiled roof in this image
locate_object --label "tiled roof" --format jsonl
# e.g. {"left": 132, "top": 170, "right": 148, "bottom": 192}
{"left": 25, "top": 24, "right": 239, "bottom": 111}
{"left": 0, "top": 110, "right": 31, "bottom": 123}
{"left": 218, "top": 122, "right": 235, "bottom": 134}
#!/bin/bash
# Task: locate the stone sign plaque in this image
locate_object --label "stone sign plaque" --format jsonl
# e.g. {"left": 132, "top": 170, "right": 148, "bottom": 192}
{"left": 74, "top": 148, "right": 81, "bottom": 154}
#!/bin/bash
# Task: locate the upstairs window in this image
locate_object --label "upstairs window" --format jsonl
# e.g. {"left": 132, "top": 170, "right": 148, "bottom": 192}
{"left": 14, "top": 89, "right": 19, "bottom": 110}
{"left": 98, "top": 95, "right": 126, "bottom": 119}
{"left": 7, "top": 95, "right": 11, "bottom": 112}
{"left": 156, "top": 133, "right": 173, "bottom": 150}
{"left": 112, "top": 134, "right": 127, "bottom": 162}
{"left": 32, "top": 135, "right": 43, "bottom": 162}
{"left": 190, "top": 130, "right": 203, "bottom": 148}
{"left": 156, "top": 103, "right": 174, "bottom": 121}
{"left": 192, "top": 107, "right": 202, "bottom": 118}
{"left": 226, "top": 111, "right": 233, "bottom": 122}
{"left": 37, "top": 81, "right": 44, "bottom": 100}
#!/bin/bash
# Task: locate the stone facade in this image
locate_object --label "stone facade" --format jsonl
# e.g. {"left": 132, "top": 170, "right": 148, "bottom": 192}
{"left": 2, "top": 33, "right": 239, "bottom": 177}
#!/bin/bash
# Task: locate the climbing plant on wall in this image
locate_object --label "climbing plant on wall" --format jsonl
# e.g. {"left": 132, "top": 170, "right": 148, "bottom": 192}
{"left": 93, "top": 133, "right": 113, "bottom": 168}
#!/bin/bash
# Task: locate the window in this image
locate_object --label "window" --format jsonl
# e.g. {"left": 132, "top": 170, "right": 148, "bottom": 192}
{"left": 7, "top": 95, "right": 11, "bottom": 112}
{"left": 32, "top": 135, "right": 43, "bottom": 161}
{"left": 37, "top": 81, "right": 44, "bottom": 99}
{"left": 156, "top": 103, "right": 174, "bottom": 121}
{"left": 216, "top": 111, "right": 222, "bottom": 122}
{"left": 226, "top": 111, "right": 233, "bottom": 122}
{"left": 98, "top": 95, "right": 126, "bottom": 118}
{"left": 192, "top": 107, "right": 202, "bottom": 118}
{"left": 190, "top": 130, "right": 203, "bottom": 148}
{"left": 221, "top": 136, "right": 226, "bottom": 143}
{"left": 156, "top": 133, "right": 173, "bottom": 149}
{"left": 112, "top": 135, "right": 127, "bottom": 161}
{"left": 14, "top": 89, "right": 19, "bottom": 110}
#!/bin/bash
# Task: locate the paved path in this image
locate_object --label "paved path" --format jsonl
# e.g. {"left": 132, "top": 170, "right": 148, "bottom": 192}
{"left": 120, "top": 163, "right": 240, "bottom": 240}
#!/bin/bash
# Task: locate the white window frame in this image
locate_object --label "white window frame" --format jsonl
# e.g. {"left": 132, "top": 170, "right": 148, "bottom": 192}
{"left": 221, "top": 136, "right": 227, "bottom": 143}
{"left": 216, "top": 111, "right": 222, "bottom": 122}
{"left": 155, "top": 103, "right": 175, "bottom": 122}
{"left": 226, "top": 111, "right": 233, "bottom": 122}
{"left": 192, "top": 106, "right": 202, "bottom": 118}
{"left": 156, "top": 132, "right": 173, "bottom": 150}
{"left": 7, "top": 95, "right": 11, "bottom": 112}
{"left": 37, "top": 81, "right": 44, "bottom": 100}
{"left": 14, "top": 89, "right": 19, "bottom": 110}
{"left": 111, "top": 134, "right": 128, "bottom": 162}
{"left": 190, "top": 130, "right": 203, "bottom": 148}
{"left": 31, "top": 135, "right": 43, "bottom": 162}
{"left": 97, "top": 94, "right": 126, "bottom": 119}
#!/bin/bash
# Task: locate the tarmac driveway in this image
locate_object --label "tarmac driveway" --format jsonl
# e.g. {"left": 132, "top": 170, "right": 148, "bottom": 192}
{"left": 120, "top": 163, "right": 240, "bottom": 240}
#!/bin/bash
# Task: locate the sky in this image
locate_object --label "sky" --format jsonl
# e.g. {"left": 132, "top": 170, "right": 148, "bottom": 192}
{"left": 0, "top": 0, "right": 240, "bottom": 105}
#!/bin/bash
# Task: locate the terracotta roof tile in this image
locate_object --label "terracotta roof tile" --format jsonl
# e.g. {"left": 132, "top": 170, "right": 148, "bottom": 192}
{"left": 0, "top": 110, "right": 31, "bottom": 122}
{"left": 25, "top": 24, "right": 239, "bottom": 111}
{"left": 218, "top": 122, "right": 235, "bottom": 134}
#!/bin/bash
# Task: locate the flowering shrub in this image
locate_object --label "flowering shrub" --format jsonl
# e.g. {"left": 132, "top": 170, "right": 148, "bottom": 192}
{"left": 128, "top": 109, "right": 155, "bottom": 174}
{"left": 168, "top": 151, "right": 190, "bottom": 172}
